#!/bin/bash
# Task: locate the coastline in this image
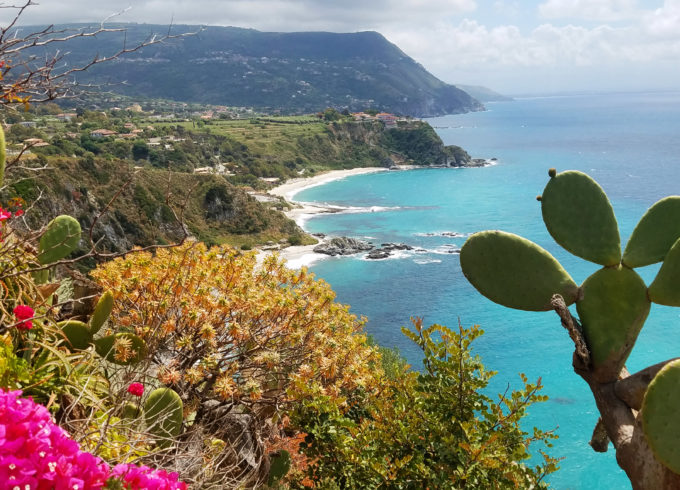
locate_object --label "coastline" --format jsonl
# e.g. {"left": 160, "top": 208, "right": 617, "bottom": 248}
{"left": 261, "top": 163, "right": 491, "bottom": 268}
{"left": 263, "top": 167, "right": 390, "bottom": 268}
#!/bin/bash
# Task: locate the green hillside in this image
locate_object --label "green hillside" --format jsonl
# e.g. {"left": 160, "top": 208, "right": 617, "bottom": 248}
{"left": 35, "top": 24, "right": 484, "bottom": 117}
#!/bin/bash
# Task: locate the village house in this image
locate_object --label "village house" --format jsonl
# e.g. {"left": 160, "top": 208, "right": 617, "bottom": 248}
{"left": 352, "top": 112, "right": 375, "bottom": 121}
{"left": 376, "top": 112, "right": 398, "bottom": 127}
{"left": 55, "top": 113, "right": 77, "bottom": 122}
{"left": 90, "top": 129, "right": 117, "bottom": 139}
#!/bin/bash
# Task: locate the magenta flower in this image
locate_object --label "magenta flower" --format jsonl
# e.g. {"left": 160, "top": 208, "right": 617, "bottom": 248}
{"left": 12, "top": 304, "right": 35, "bottom": 330}
{"left": 127, "top": 383, "right": 144, "bottom": 397}
{"left": 0, "top": 390, "right": 187, "bottom": 489}
{"left": 0, "top": 208, "right": 11, "bottom": 221}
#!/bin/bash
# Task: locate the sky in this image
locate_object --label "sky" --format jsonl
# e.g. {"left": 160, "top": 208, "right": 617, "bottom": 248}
{"left": 3, "top": 0, "right": 680, "bottom": 95}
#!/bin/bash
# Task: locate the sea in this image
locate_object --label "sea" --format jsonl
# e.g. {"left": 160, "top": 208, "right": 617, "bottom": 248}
{"left": 292, "top": 92, "right": 680, "bottom": 489}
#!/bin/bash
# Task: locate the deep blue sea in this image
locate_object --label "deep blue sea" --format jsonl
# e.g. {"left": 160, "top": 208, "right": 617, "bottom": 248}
{"left": 294, "top": 92, "right": 680, "bottom": 489}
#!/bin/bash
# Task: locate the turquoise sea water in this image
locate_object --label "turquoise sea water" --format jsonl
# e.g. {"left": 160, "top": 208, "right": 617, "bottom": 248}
{"left": 294, "top": 92, "right": 680, "bottom": 489}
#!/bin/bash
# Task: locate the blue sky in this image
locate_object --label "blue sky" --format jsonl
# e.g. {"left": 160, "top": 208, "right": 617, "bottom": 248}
{"left": 3, "top": 0, "right": 679, "bottom": 95}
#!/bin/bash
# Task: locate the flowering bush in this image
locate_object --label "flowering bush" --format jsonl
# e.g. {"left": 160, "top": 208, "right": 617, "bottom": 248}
{"left": 92, "top": 242, "right": 381, "bottom": 411}
{"left": 0, "top": 389, "right": 186, "bottom": 489}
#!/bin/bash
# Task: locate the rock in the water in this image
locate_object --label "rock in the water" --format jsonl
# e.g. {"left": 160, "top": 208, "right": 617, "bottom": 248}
{"left": 380, "top": 243, "right": 413, "bottom": 251}
{"left": 366, "top": 249, "right": 392, "bottom": 260}
{"left": 314, "top": 237, "right": 374, "bottom": 256}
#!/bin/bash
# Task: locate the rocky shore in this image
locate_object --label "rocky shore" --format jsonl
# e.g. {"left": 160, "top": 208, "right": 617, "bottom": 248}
{"left": 261, "top": 162, "right": 492, "bottom": 268}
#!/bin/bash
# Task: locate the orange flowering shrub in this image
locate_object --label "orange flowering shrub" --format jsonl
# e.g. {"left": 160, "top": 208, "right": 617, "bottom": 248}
{"left": 91, "top": 241, "right": 381, "bottom": 414}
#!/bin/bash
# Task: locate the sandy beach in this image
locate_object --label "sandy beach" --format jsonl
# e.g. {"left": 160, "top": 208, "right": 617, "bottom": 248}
{"left": 262, "top": 167, "right": 389, "bottom": 267}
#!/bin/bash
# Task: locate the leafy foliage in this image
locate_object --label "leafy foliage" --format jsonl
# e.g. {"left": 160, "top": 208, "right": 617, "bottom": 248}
{"left": 291, "top": 319, "right": 559, "bottom": 489}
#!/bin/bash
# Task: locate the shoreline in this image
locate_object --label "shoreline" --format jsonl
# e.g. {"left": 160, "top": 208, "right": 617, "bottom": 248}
{"left": 263, "top": 167, "right": 390, "bottom": 268}
{"left": 260, "top": 162, "right": 494, "bottom": 268}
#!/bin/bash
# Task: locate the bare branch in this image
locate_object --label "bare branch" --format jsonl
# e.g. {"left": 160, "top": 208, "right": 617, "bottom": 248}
{"left": 0, "top": 3, "right": 202, "bottom": 105}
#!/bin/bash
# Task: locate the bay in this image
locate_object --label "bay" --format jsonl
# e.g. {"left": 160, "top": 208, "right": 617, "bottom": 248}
{"left": 294, "top": 92, "right": 680, "bottom": 489}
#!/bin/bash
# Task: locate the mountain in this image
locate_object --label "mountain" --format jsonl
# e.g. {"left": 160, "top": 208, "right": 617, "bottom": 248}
{"left": 455, "top": 84, "right": 513, "bottom": 102}
{"left": 46, "top": 24, "right": 484, "bottom": 117}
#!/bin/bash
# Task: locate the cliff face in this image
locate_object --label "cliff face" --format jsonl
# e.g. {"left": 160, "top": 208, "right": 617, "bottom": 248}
{"left": 379, "top": 122, "right": 472, "bottom": 167}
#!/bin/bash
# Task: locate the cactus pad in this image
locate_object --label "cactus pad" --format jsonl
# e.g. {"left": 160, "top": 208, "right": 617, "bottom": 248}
{"left": 268, "top": 450, "right": 291, "bottom": 485}
{"left": 541, "top": 170, "right": 621, "bottom": 266}
{"left": 89, "top": 291, "right": 114, "bottom": 335}
{"left": 0, "top": 125, "right": 5, "bottom": 186}
{"left": 94, "top": 333, "right": 147, "bottom": 365}
{"left": 641, "top": 359, "right": 680, "bottom": 474}
{"left": 460, "top": 230, "right": 579, "bottom": 311}
{"left": 623, "top": 196, "right": 680, "bottom": 268}
{"left": 648, "top": 237, "right": 680, "bottom": 306}
{"left": 121, "top": 402, "right": 143, "bottom": 419}
{"left": 576, "top": 266, "right": 650, "bottom": 382}
{"left": 57, "top": 320, "right": 93, "bottom": 351}
{"left": 38, "top": 215, "right": 81, "bottom": 264}
{"left": 144, "top": 387, "right": 183, "bottom": 448}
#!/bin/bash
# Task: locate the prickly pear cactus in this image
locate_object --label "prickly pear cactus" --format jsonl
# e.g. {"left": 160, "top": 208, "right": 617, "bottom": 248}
{"left": 38, "top": 215, "right": 81, "bottom": 264}
{"left": 121, "top": 402, "right": 143, "bottom": 420}
{"left": 94, "top": 332, "right": 147, "bottom": 365}
{"left": 461, "top": 168, "right": 680, "bottom": 382}
{"left": 460, "top": 230, "right": 579, "bottom": 311}
{"left": 89, "top": 291, "right": 114, "bottom": 335}
{"left": 461, "top": 168, "right": 680, "bottom": 475}
{"left": 268, "top": 450, "right": 291, "bottom": 486}
{"left": 57, "top": 320, "right": 93, "bottom": 351}
{"left": 144, "top": 387, "right": 183, "bottom": 448}
{"left": 0, "top": 125, "right": 5, "bottom": 186}
{"left": 541, "top": 170, "right": 621, "bottom": 266}
{"left": 648, "top": 237, "right": 680, "bottom": 306}
{"left": 642, "top": 360, "right": 680, "bottom": 474}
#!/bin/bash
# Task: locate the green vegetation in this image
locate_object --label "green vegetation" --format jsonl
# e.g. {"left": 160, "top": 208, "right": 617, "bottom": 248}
{"left": 291, "top": 320, "right": 558, "bottom": 488}
{"left": 1, "top": 106, "right": 472, "bottom": 254}
{"left": 54, "top": 25, "right": 484, "bottom": 116}
{"left": 461, "top": 168, "right": 680, "bottom": 488}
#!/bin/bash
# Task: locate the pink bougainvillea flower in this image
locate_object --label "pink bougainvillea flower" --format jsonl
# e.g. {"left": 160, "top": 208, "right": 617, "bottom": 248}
{"left": 0, "top": 390, "right": 187, "bottom": 488}
{"left": 12, "top": 305, "right": 34, "bottom": 330}
{"left": 127, "top": 383, "right": 144, "bottom": 397}
{"left": 0, "top": 208, "right": 11, "bottom": 221}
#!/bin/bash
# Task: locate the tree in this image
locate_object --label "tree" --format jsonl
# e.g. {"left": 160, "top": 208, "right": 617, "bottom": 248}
{"left": 0, "top": 1, "right": 196, "bottom": 107}
{"left": 91, "top": 242, "right": 381, "bottom": 486}
{"left": 461, "top": 168, "right": 680, "bottom": 489}
{"left": 290, "top": 319, "right": 558, "bottom": 488}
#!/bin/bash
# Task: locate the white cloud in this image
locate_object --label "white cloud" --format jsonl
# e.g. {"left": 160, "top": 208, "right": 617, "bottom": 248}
{"left": 0, "top": 0, "right": 477, "bottom": 32}
{"left": 2, "top": 0, "right": 680, "bottom": 94}
{"left": 538, "top": 0, "right": 641, "bottom": 22}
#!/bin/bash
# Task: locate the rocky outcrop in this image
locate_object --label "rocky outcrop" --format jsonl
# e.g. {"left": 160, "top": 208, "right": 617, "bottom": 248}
{"left": 365, "top": 243, "right": 413, "bottom": 260}
{"left": 313, "top": 237, "right": 373, "bottom": 256}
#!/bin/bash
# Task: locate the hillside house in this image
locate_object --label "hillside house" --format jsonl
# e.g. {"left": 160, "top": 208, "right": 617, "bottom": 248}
{"left": 352, "top": 112, "right": 375, "bottom": 121}
{"left": 90, "top": 129, "right": 117, "bottom": 139}
{"left": 55, "top": 113, "right": 77, "bottom": 122}
{"left": 376, "top": 112, "right": 398, "bottom": 127}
